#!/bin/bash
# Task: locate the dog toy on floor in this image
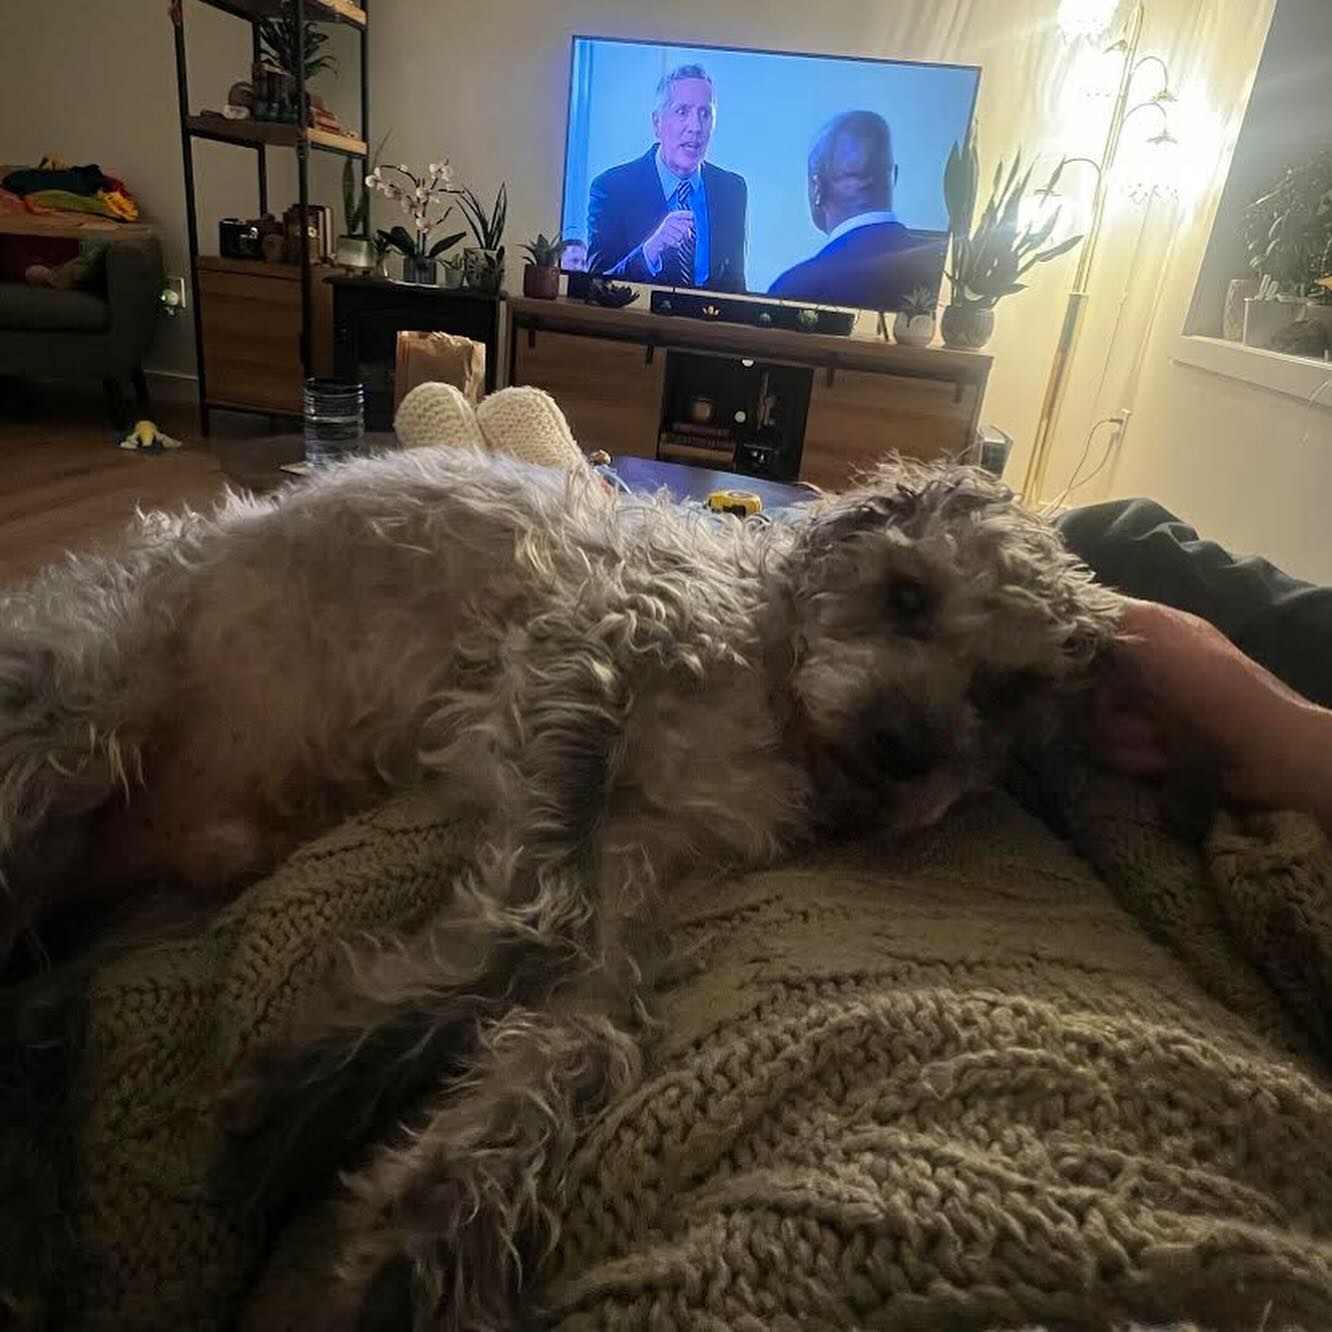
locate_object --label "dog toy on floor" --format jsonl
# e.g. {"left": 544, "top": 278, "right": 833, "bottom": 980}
{"left": 118, "top": 420, "right": 182, "bottom": 454}
{"left": 394, "top": 382, "right": 586, "bottom": 471}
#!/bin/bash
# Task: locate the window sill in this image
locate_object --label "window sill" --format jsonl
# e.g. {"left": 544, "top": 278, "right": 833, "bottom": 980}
{"left": 1173, "top": 335, "right": 1332, "bottom": 405}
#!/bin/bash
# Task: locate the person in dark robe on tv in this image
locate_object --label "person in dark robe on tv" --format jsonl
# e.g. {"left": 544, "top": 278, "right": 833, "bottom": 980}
{"left": 587, "top": 64, "right": 747, "bottom": 292}
{"left": 768, "top": 110, "right": 945, "bottom": 310}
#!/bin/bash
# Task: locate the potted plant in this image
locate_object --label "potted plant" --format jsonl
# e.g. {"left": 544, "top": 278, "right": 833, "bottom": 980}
{"left": 1246, "top": 149, "right": 1332, "bottom": 298}
{"left": 1243, "top": 150, "right": 1332, "bottom": 349}
{"left": 891, "top": 286, "right": 938, "bottom": 347}
{"left": 439, "top": 254, "right": 465, "bottom": 289}
{"left": 258, "top": 3, "right": 336, "bottom": 81}
{"left": 941, "top": 126, "right": 1083, "bottom": 349}
{"left": 255, "top": 1, "right": 334, "bottom": 125}
{"left": 521, "top": 232, "right": 566, "bottom": 300}
{"left": 335, "top": 133, "right": 390, "bottom": 273}
{"left": 454, "top": 183, "right": 508, "bottom": 294}
{"left": 366, "top": 160, "right": 465, "bottom": 284}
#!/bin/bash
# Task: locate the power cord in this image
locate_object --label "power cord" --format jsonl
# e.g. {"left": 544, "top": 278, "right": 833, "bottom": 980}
{"left": 1042, "top": 411, "right": 1131, "bottom": 514}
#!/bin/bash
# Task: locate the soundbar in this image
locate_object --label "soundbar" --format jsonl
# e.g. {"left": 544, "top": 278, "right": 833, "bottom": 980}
{"left": 650, "top": 290, "right": 855, "bottom": 336}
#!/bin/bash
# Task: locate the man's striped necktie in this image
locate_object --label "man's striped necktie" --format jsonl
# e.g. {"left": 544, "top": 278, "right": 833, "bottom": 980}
{"left": 673, "top": 180, "right": 695, "bottom": 287}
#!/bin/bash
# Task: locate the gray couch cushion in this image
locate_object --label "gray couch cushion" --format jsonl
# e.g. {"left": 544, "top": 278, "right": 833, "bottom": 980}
{"left": 0, "top": 281, "right": 110, "bottom": 332}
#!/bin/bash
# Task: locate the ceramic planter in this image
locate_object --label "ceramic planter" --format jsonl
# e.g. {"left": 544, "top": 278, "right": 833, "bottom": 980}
{"left": 334, "top": 236, "right": 374, "bottom": 273}
{"left": 893, "top": 311, "right": 936, "bottom": 347}
{"left": 464, "top": 247, "right": 504, "bottom": 294}
{"left": 523, "top": 263, "right": 560, "bottom": 300}
{"left": 940, "top": 304, "right": 994, "bottom": 350}
{"left": 1242, "top": 296, "right": 1302, "bottom": 349}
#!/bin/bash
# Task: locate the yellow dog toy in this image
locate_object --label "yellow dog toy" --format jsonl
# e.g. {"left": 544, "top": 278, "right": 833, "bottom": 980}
{"left": 118, "top": 420, "right": 182, "bottom": 454}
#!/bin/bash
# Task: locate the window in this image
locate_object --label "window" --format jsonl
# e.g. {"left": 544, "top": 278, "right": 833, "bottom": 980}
{"left": 1186, "top": 0, "right": 1332, "bottom": 354}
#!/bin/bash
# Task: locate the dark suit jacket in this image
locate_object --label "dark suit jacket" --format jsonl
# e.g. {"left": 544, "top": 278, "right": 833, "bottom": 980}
{"left": 587, "top": 147, "right": 747, "bottom": 293}
{"left": 767, "top": 222, "right": 945, "bottom": 311}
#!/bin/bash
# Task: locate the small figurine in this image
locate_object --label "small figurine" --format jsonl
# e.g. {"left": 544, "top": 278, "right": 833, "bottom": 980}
{"left": 119, "top": 420, "right": 182, "bottom": 454}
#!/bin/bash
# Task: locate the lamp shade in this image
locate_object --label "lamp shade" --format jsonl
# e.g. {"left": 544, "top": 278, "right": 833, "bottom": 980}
{"left": 1122, "top": 129, "right": 1181, "bottom": 203}
{"left": 1058, "top": 0, "right": 1120, "bottom": 41}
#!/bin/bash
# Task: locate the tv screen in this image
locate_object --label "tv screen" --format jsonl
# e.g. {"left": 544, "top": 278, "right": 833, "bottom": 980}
{"left": 560, "top": 37, "right": 980, "bottom": 313}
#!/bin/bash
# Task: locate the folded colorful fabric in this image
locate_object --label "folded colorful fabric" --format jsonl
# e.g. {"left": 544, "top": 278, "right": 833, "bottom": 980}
{"left": 1, "top": 161, "right": 141, "bottom": 222}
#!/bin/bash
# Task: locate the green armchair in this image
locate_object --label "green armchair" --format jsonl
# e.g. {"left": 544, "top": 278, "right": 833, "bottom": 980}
{"left": 0, "top": 231, "right": 164, "bottom": 427}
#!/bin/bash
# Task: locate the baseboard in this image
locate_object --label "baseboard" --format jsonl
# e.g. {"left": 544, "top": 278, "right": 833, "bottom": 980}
{"left": 143, "top": 368, "right": 200, "bottom": 403}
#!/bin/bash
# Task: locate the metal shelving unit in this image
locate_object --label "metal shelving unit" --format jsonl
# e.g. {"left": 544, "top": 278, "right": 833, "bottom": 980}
{"left": 170, "top": 0, "right": 370, "bottom": 432}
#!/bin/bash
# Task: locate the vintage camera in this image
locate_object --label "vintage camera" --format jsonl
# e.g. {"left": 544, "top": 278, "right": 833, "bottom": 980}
{"left": 219, "top": 217, "right": 263, "bottom": 261}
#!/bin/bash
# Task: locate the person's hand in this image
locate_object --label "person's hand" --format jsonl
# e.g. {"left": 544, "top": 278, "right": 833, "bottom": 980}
{"left": 1096, "top": 599, "right": 1332, "bottom": 824}
{"left": 642, "top": 210, "right": 695, "bottom": 269}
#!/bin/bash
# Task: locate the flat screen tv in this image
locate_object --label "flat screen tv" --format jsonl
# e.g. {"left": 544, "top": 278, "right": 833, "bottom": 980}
{"left": 560, "top": 36, "right": 980, "bottom": 313}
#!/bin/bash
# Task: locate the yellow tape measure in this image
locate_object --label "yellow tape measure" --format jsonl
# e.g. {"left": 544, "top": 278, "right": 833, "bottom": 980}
{"left": 706, "top": 489, "right": 763, "bottom": 518}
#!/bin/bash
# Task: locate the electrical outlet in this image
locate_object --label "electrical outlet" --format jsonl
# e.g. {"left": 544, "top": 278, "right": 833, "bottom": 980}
{"left": 161, "top": 275, "right": 188, "bottom": 314}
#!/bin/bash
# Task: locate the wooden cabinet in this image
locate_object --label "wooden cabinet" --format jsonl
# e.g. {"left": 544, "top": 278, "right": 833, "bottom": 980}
{"left": 510, "top": 328, "right": 664, "bottom": 457}
{"left": 198, "top": 257, "right": 333, "bottom": 415}
{"left": 506, "top": 297, "right": 992, "bottom": 491}
{"left": 801, "top": 369, "right": 982, "bottom": 490}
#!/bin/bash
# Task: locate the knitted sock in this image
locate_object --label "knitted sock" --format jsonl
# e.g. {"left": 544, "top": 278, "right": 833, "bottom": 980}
{"left": 475, "top": 387, "right": 584, "bottom": 471}
{"left": 393, "top": 381, "right": 487, "bottom": 452}
{"left": 393, "top": 382, "right": 586, "bottom": 472}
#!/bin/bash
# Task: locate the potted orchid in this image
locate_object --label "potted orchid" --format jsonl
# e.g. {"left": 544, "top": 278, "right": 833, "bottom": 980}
{"left": 366, "top": 159, "right": 466, "bottom": 285}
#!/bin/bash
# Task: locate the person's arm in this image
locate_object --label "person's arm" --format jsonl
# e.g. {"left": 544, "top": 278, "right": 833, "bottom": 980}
{"left": 588, "top": 175, "right": 692, "bottom": 282}
{"left": 1098, "top": 599, "right": 1332, "bottom": 836}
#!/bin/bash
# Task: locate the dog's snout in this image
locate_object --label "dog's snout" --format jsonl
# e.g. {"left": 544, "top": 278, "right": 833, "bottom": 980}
{"left": 870, "top": 724, "right": 939, "bottom": 782}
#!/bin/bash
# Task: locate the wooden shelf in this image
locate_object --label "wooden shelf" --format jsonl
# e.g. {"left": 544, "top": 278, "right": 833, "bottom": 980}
{"left": 186, "top": 114, "right": 367, "bottom": 158}
{"left": 198, "top": 0, "right": 366, "bottom": 28}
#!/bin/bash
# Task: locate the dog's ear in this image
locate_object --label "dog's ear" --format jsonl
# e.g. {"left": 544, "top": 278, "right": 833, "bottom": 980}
{"left": 804, "top": 490, "right": 921, "bottom": 554}
{"left": 804, "top": 465, "right": 1007, "bottom": 556}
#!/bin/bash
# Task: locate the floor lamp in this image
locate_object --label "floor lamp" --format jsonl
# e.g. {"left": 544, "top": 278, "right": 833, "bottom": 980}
{"left": 1019, "top": 0, "right": 1178, "bottom": 502}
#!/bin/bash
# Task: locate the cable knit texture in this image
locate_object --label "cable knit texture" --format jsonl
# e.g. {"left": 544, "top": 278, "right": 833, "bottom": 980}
{"left": 5, "top": 781, "right": 1332, "bottom": 1331}
{"left": 394, "top": 381, "right": 586, "bottom": 470}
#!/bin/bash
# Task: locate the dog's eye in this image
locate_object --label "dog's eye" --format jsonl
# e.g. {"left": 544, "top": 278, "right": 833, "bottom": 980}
{"left": 885, "top": 576, "right": 933, "bottom": 625}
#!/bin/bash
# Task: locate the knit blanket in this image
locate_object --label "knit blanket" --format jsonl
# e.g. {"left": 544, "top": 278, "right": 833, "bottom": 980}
{"left": 4, "top": 779, "right": 1332, "bottom": 1330}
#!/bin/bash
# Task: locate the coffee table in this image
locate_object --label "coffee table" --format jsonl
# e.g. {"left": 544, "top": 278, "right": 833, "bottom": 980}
{"left": 214, "top": 435, "right": 816, "bottom": 513}
{"left": 213, "top": 432, "right": 398, "bottom": 491}
{"left": 607, "top": 456, "right": 816, "bottom": 510}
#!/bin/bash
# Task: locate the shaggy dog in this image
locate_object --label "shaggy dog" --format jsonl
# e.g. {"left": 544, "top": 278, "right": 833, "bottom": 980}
{"left": 0, "top": 447, "right": 1119, "bottom": 1326}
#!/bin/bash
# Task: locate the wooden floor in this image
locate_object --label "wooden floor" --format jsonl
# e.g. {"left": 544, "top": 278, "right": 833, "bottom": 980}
{"left": 0, "top": 387, "right": 232, "bottom": 585}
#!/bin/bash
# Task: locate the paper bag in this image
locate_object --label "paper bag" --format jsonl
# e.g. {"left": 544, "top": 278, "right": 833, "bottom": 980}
{"left": 393, "top": 332, "right": 486, "bottom": 416}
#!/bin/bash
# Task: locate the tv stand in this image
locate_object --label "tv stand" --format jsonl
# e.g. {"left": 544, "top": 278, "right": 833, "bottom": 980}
{"left": 506, "top": 296, "right": 992, "bottom": 491}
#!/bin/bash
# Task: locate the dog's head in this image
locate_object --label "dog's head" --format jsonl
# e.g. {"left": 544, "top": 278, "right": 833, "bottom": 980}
{"left": 774, "top": 459, "right": 1121, "bottom": 833}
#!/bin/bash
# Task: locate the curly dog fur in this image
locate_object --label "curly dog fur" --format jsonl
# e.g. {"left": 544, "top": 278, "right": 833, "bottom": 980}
{"left": 0, "top": 447, "right": 1120, "bottom": 1327}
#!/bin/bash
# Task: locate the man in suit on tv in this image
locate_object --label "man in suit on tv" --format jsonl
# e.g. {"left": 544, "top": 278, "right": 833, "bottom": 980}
{"left": 587, "top": 64, "right": 747, "bottom": 292}
{"left": 768, "top": 110, "right": 945, "bottom": 311}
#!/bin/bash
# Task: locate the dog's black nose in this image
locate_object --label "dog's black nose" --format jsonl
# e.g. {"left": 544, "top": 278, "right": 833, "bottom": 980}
{"left": 870, "top": 725, "right": 938, "bottom": 781}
